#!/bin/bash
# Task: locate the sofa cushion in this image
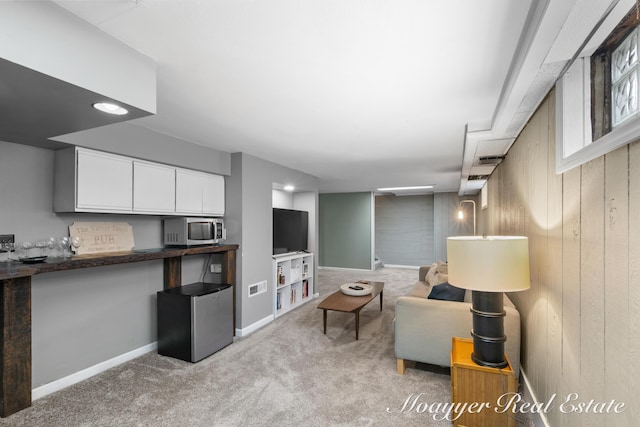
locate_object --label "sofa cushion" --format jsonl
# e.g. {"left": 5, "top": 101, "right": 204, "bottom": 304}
{"left": 428, "top": 282, "right": 466, "bottom": 302}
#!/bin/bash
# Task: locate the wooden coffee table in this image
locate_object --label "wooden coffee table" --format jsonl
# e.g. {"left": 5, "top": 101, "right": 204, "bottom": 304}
{"left": 317, "top": 281, "right": 384, "bottom": 340}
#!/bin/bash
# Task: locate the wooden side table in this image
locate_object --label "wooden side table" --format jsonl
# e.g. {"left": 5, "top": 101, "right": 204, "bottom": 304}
{"left": 450, "top": 337, "right": 517, "bottom": 427}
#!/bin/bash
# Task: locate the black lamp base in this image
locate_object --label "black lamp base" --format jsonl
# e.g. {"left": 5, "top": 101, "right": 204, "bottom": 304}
{"left": 470, "top": 291, "right": 508, "bottom": 368}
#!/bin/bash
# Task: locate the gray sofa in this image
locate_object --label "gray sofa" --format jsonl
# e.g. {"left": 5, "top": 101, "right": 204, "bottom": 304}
{"left": 394, "top": 262, "right": 521, "bottom": 377}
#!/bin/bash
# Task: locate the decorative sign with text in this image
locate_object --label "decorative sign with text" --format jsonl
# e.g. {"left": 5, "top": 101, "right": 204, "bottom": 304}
{"left": 69, "top": 222, "right": 135, "bottom": 255}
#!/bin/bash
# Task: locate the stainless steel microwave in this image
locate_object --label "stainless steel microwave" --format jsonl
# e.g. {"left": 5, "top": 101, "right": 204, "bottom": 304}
{"left": 163, "top": 217, "right": 226, "bottom": 246}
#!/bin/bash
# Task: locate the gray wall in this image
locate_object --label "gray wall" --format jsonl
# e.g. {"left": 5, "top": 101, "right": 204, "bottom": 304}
{"left": 228, "top": 153, "right": 319, "bottom": 331}
{"left": 320, "top": 192, "right": 470, "bottom": 269}
{"left": 319, "top": 192, "right": 372, "bottom": 270}
{"left": 54, "top": 123, "right": 230, "bottom": 176}
{"left": 375, "top": 195, "right": 434, "bottom": 266}
{"left": 1, "top": 140, "right": 228, "bottom": 388}
{"left": 226, "top": 154, "right": 244, "bottom": 325}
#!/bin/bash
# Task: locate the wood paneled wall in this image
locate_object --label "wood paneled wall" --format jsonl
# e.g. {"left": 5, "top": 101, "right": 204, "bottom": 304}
{"left": 481, "top": 89, "right": 638, "bottom": 426}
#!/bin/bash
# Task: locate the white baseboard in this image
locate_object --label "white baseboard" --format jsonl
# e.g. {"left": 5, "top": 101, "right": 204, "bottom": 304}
{"left": 235, "top": 314, "right": 273, "bottom": 337}
{"left": 32, "top": 342, "right": 157, "bottom": 401}
{"left": 520, "top": 367, "right": 550, "bottom": 427}
{"left": 382, "top": 264, "right": 420, "bottom": 270}
{"left": 318, "top": 266, "right": 373, "bottom": 272}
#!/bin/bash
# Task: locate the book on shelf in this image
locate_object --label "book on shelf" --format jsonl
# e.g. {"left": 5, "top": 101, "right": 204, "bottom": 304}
{"left": 277, "top": 265, "right": 283, "bottom": 285}
{"left": 303, "top": 279, "right": 309, "bottom": 298}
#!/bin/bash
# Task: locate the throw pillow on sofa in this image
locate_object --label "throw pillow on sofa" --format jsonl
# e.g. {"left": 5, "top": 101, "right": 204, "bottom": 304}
{"left": 425, "top": 262, "right": 437, "bottom": 283}
{"left": 426, "top": 261, "right": 448, "bottom": 286}
{"left": 436, "top": 261, "right": 448, "bottom": 275}
{"left": 428, "top": 282, "right": 466, "bottom": 302}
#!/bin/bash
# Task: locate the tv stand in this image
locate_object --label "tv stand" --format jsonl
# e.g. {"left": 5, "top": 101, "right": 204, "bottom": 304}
{"left": 273, "top": 252, "right": 314, "bottom": 318}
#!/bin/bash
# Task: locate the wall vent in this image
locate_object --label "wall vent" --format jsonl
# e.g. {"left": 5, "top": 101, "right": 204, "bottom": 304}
{"left": 468, "top": 175, "right": 490, "bottom": 181}
{"left": 477, "top": 155, "right": 505, "bottom": 165}
{"left": 248, "top": 280, "right": 267, "bottom": 297}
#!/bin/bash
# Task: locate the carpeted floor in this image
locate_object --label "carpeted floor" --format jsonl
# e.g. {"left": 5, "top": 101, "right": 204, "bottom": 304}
{"left": 1, "top": 267, "right": 533, "bottom": 426}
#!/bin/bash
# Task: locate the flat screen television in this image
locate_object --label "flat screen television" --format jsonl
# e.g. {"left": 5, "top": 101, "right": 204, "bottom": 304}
{"left": 273, "top": 208, "right": 308, "bottom": 255}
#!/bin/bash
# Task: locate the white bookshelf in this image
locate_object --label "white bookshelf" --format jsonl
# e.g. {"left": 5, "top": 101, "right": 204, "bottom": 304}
{"left": 273, "top": 252, "right": 314, "bottom": 318}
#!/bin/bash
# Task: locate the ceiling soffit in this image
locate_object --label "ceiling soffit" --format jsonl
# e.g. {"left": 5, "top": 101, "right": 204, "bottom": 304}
{"left": 0, "top": 58, "right": 152, "bottom": 149}
{"left": 459, "top": 0, "right": 634, "bottom": 195}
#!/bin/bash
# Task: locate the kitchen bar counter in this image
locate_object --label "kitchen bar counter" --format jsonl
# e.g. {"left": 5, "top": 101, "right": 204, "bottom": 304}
{"left": 0, "top": 245, "right": 237, "bottom": 280}
{"left": 0, "top": 244, "right": 238, "bottom": 417}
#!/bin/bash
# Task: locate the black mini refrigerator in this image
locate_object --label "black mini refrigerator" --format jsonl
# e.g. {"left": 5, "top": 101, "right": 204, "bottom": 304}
{"left": 157, "top": 282, "right": 233, "bottom": 362}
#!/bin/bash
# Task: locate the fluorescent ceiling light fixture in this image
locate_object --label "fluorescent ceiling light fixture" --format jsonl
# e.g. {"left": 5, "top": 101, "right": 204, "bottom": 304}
{"left": 92, "top": 102, "right": 128, "bottom": 115}
{"left": 284, "top": 185, "right": 295, "bottom": 192}
{"left": 377, "top": 185, "right": 434, "bottom": 191}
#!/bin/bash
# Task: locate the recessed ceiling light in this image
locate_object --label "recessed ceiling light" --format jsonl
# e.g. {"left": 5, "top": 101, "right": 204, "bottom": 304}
{"left": 284, "top": 185, "right": 295, "bottom": 192}
{"left": 377, "top": 185, "right": 434, "bottom": 191}
{"left": 92, "top": 102, "right": 128, "bottom": 115}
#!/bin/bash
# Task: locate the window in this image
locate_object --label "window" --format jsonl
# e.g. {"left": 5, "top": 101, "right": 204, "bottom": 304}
{"left": 611, "top": 28, "right": 639, "bottom": 127}
{"left": 591, "top": 7, "right": 640, "bottom": 139}
{"left": 556, "top": 4, "right": 640, "bottom": 173}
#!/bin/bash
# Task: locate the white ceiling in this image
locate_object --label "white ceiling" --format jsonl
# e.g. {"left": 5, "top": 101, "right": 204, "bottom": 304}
{"left": 50, "top": 0, "right": 631, "bottom": 195}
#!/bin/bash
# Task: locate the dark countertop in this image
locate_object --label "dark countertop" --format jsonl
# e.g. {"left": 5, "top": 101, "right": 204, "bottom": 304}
{"left": 0, "top": 244, "right": 239, "bottom": 280}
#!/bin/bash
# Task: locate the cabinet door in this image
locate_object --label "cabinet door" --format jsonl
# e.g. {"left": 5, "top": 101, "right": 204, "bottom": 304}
{"left": 202, "top": 173, "right": 225, "bottom": 216}
{"left": 133, "top": 161, "right": 176, "bottom": 213}
{"left": 175, "top": 169, "right": 225, "bottom": 215}
{"left": 175, "top": 168, "right": 204, "bottom": 214}
{"left": 76, "top": 149, "right": 132, "bottom": 211}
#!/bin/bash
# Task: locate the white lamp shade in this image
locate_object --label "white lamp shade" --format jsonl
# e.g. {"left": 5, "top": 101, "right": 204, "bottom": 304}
{"left": 447, "top": 236, "right": 530, "bottom": 292}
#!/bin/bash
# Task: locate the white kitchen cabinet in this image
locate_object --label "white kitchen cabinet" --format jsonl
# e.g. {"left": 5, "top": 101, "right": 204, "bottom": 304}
{"left": 175, "top": 168, "right": 225, "bottom": 216}
{"left": 175, "top": 168, "right": 204, "bottom": 214}
{"left": 202, "top": 173, "right": 225, "bottom": 215}
{"left": 53, "top": 147, "right": 133, "bottom": 213}
{"left": 133, "top": 161, "right": 176, "bottom": 213}
{"left": 54, "top": 147, "right": 225, "bottom": 216}
{"left": 76, "top": 149, "right": 133, "bottom": 211}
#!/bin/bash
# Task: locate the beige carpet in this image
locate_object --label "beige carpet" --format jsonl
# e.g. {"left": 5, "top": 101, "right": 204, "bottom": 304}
{"left": 0, "top": 267, "right": 533, "bottom": 426}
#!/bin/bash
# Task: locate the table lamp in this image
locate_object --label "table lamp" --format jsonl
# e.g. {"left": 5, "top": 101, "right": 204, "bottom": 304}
{"left": 447, "top": 236, "right": 530, "bottom": 368}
